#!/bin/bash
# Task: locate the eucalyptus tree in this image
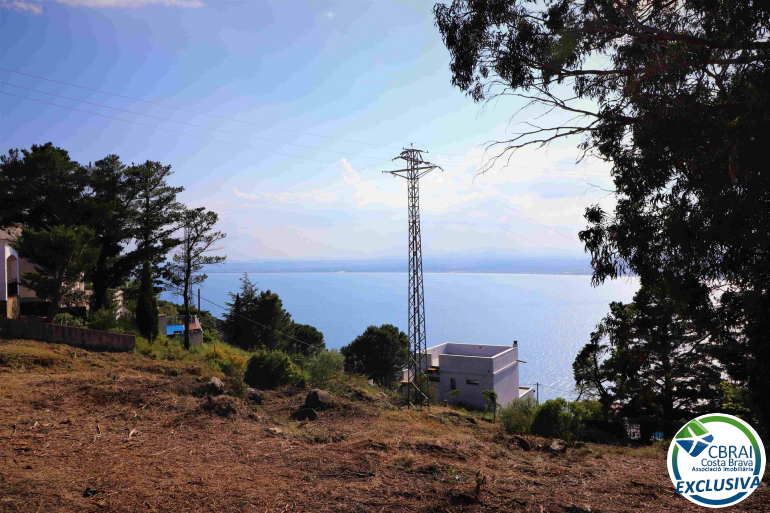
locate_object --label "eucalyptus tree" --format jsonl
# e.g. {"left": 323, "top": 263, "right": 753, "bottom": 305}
{"left": 435, "top": 0, "right": 770, "bottom": 431}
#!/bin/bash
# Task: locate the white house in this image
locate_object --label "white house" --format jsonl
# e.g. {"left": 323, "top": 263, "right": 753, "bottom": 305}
{"left": 0, "top": 231, "right": 21, "bottom": 319}
{"left": 1, "top": 228, "right": 91, "bottom": 319}
{"left": 404, "top": 341, "right": 535, "bottom": 409}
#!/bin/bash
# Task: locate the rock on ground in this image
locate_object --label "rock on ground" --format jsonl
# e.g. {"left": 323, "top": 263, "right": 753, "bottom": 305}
{"left": 246, "top": 388, "right": 262, "bottom": 404}
{"left": 291, "top": 408, "right": 318, "bottom": 421}
{"left": 197, "top": 377, "right": 225, "bottom": 396}
{"left": 514, "top": 435, "right": 531, "bottom": 451}
{"left": 548, "top": 439, "right": 568, "bottom": 453}
{"left": 304, "top": 389, "right": 333, "bottom": 410}
{"left": 201, "top": 395, "right": 238, "bottom": 417}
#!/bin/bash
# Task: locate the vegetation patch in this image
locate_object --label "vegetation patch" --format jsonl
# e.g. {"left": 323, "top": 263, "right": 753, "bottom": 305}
{"left": 244, "top": 350, "right": 307, "bottom": 390}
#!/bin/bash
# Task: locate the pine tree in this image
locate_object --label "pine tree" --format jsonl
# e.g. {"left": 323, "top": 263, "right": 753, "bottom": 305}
{"left": 131, "top": 161, "right": 184, "bottom": 327}
{"left": 223, "top": 293, "right": 241, "bottom": 346}
{"left": 135, "top": 261, "right": 159, "bottom": 342}
{"left": 11, "top": 225, "right": 99, "bottom": 322}
{"left": 165, "top": 207, "right": 226, "bottom": 349}
{"left": 574, "top": 285, "right": 722, "bottom": 438}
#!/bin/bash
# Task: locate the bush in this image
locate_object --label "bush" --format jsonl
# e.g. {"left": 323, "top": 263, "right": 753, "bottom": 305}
{"left": 500, "top": 399, "right": 537, "bottom": 434}
{"left": 200, "top": 342, "right": 250, "bottom": 376}
{"left": 306, "top": 350, "right": 345, "bottom": 388}
{"left": 529, "top": 398, "right": 602, "bottom": 442}
{"left": 134, "top": 335, "right": 187, "bottom": 361}
{"left": 87, "top": 309, "right": 119, "bottom": 332}
{"left": 53, "top": 313, "right": 85, "bottom": 328}
{"left": 244, "top": 350, "right": 306, "bottom": 390}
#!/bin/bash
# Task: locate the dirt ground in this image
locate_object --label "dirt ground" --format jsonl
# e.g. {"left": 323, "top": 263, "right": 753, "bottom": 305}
{"left": 0, "top": 339, "right": 767, "bottom": 512}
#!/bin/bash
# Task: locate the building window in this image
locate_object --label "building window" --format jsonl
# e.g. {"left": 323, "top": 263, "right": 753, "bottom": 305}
{"left": 450, "top": 378, "right": 456, "bottom": 390}
{"left": 429, "top": 376, "right": 440, "bottom": 382}
{"left": 466, "top": 379, "right": 479, "bottom": 386}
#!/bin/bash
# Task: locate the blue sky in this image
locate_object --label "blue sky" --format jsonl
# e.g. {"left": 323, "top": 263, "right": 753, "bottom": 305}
{"left": 1, "top": 0, "right": 614, "bottom": 262}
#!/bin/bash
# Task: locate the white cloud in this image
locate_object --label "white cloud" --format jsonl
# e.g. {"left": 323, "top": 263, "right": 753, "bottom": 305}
{"left": 0, "top": 0, "right": 43, "bottom": 14}
{"left": 333, "top": 158, "right": 402, "bottom": 209}
{"left": 231, "top": 185, "right": 337, "bottom": 209}
{"left": 232, "top": 187, "right": 261, "bottom": 201}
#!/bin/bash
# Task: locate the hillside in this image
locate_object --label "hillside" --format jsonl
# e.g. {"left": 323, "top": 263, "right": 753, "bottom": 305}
{"left": 0, "top": 339, "right": 767, "bottom": 512}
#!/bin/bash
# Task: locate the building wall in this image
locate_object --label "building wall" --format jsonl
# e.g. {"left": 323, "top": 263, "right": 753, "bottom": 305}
{"left": 435, "top": 370, "right": 494, "bottom": 409}
{"left": 519, "top": 387, "right": 536, "bottom": 403}
{"left": 422, "top": 343, "right": 523, "bottom": 410}
{"left": 1, "top": 240, "right": 10, "bottom": 301}
{"left": 493, "top": 363, "right": 520, "bottom": 407}
{"left": 190, "top": 330, "right": 204, "bottom": 348}
{"left": 0, "top": 318, "right": 135, "bottom": 351}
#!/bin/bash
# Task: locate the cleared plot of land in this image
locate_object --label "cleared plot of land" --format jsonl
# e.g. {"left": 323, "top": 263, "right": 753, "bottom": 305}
{"left": 0, "top": 339, "right": 767, "bottom": 512}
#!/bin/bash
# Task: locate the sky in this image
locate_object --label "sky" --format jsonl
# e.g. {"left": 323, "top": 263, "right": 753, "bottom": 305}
{"left": 0, "top": 0, "right": 615, "bottom": 264}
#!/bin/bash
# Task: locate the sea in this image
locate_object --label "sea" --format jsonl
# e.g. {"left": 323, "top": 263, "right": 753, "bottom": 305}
{"left": 163, "top": 272, "right": 638, "bottom": 402}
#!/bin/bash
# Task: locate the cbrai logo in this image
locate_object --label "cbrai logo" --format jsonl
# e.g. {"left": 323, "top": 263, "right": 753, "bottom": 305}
{"left": 667, "top": 414, "right": 765, "bottom": 508}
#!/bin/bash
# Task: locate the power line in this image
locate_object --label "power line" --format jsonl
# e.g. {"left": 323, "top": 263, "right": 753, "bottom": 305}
{"left": 0, "top": 76, "right": 613, "bottom": 176}
{"left": 0, "top": 91, "right": 370, "bottom": 167}
{"left": 0, "top": 67, "right": 613, "bottom": 169}
{"left": 1, "top": 88, "right": 399, "bottom": 218}
{"left": 0, "top": 81, "right": 408, "bottom": 165}
{"left": 1, "top": 82, "right": 605, "bottom": 178}
{"left": 0, "top": 67, "right": 457, "bottom": 158}
{"left": 197, "top": 294, "right": 323, "bottom": 352}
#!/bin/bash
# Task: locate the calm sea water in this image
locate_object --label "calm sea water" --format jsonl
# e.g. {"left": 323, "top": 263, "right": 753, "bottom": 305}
{"left": 163, "top": 272, "right": 638, "bottom": 402}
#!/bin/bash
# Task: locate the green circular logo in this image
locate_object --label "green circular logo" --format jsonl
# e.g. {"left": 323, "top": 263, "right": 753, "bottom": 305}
{"left": 667, "top": 414, "right": 765, "bottom": 508}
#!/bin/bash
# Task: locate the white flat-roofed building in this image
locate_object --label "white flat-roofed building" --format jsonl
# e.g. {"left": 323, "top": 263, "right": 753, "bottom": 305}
{"left": 403, "top": 341, "right": 535, "bottom": 409}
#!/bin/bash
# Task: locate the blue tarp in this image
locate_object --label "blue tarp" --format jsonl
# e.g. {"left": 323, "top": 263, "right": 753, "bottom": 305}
{"left": 166, "top": 324, "right": 184, "bottom": 335}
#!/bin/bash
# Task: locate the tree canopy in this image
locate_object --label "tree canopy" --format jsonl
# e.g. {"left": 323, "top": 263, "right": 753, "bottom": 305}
{"left": 574, "top": 284, "right": 722, "bottom": 438}
{"left": 166, "top": 207, "right": 226, "bottom": 349}
{"left": 435, "top": 0, "right": 770, "bottom": 433}
{"left": 222, "top": 274, "right": 310, "bottom": 352}
{"left": 0, "top": 144, "right": 185, "bottom": 316}
{"left": 11, "top": 225, "right": 99, "bottom": 322}
{"left": 341, "top": 324, "right": 408, "bottom": 385}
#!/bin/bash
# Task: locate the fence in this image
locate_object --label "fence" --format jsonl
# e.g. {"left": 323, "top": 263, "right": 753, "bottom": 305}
{"left": 0, "top": 318, "right": 135, "bottom": 352}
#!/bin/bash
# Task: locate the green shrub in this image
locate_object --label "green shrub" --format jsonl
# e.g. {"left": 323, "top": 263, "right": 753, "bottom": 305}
{"left": 53, "top": 313, "right": 86, "bottom": 328}
{"left": 529, "top": 398, "right": 602, "bottom": 441}
{"left": 200, "top": 341, "right": 250, "bottom": 376}
{"left": 133, "top": 335, "right": 187, "bottom": 361}
{"left": 306, "top": 350, "right": 345, "bottom": 388}
{"left": 244, "top": 350, "right": 307, "bottom": 390}
{"left": 481, "top": 389, "right": 499, "bottom": 420}
{"left": 134, "top": 336, "right": 153, "bottom": 357}
{"left": 500, "top": 399, "right": 537, "bottom": 434}
{"left": 87, "top": 309, "right": 119, "bottom": 331}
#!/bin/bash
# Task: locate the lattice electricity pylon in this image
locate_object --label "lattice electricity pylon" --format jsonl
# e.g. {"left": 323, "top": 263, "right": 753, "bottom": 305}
{"left": 385, "top": 146, "right": 442, "bottom": 407}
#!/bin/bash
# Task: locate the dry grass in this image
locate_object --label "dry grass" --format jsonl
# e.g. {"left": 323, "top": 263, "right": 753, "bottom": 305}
{"left": 1, "top": 338, "right": 768, "bottom": 512}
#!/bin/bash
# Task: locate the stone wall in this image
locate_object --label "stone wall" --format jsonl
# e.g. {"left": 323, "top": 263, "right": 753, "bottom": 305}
{"left": 0, "top": 318, "right": 135, "bottom": 352}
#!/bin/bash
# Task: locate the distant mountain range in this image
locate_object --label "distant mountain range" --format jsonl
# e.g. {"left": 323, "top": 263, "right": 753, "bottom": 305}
{"left": 211, "top": 256, "right": 593, "bottom": 275}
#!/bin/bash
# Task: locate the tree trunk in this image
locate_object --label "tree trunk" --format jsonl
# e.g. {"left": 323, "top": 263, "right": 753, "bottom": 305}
{"left": 46, "top": 279, "right": 64, "bottom": 323}
{"left": 90, "top": 250, "right": 109, "bottom": 312}
{"left": 46, "top": 300, "right": 58, "bottom": 324}
{"left": 183, "top": 261, "right": 191, "bottom": 350}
